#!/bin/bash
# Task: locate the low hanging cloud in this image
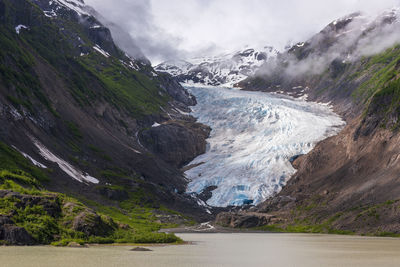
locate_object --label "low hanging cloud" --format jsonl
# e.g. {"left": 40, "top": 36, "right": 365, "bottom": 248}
{"left": 255, "top": 9, "right": 400, "bottom": 80}
{"left": 85, "top": 0, "right": 185, "bottom": 63}
{"left": 85, "top": 0, "right": 400, "bottom": 64}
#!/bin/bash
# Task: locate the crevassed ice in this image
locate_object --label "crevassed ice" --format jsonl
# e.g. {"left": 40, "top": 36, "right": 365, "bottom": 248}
{"left": 185, "top": 86, "right": 345, "bottom": 207}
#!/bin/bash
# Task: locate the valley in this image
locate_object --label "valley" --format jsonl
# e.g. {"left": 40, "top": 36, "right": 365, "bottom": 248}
{"left": 1, "top": 0, "right": 400, "bottom": 259}
{"left": 184, "top": 86, "right": 344, "bottom": 207}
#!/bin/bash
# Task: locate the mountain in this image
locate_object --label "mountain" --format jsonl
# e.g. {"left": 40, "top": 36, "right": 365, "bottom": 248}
{"left": 217, "top": 8, "right": 400, "bottom": 235}
{"left": 155, "top": 46, "right": 278, "bottom": 87}
{"left": 0, "top": 0, "right": 213, "bottom": 245}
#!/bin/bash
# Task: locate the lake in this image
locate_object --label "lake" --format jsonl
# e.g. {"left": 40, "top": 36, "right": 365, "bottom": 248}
{"left": 2, "top": 233, "right": 400, "bottom": 267}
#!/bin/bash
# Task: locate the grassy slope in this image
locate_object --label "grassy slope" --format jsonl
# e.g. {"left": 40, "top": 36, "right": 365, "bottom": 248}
{"left": 273, "top": 48, "right": 400, "bottom": 236}
{"left": 236, "top": 44, "right": 400, "bottom": 236}
{"left": 0, "top": 0, "right": 169, "bottom": 118}
{"left": 0, "top": 142, "right": 182, "bottom": 245}
{"left": 0, "top": 0, "right": 192, "bottom": 245}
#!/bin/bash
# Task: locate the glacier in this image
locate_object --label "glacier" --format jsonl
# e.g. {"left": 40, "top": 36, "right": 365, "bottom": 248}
{"left": 184, "top": 86, "right": 345, "bottom": 207}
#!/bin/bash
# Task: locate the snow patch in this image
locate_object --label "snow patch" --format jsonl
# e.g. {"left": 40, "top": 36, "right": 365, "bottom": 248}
{"left": 43, "top": 10, "right": 57, "bottom": 17}
{"left": 174, "top": 108, "right": 190, "bottom": 116}
{"left": 93, "top": 45, "right": 110, "bottom": 58}
{"left": 12, "top": 146, "right": 47, "bottom": 169}
{"left": 54, "top": 0, "right": 90, "bottom": 16}
{"left": 31, "top": 138, "right": 99, "bottom": 184}
{"left": 15, "top": 25, "right": 28, "bottom": 34}
{"left": 155, "top": 46, "right": 278, "bottom": 87}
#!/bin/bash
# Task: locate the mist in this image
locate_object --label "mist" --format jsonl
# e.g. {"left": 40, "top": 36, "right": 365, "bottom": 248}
{"left": 254, "top": 9, "right": 400, "bottom": 80}
{"left": 84, "top": 0, "right": 400, "bottom": 64}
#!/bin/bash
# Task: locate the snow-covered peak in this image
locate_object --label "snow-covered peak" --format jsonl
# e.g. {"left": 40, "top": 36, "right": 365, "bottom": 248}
{"left": 155, "top": 46, "right": 278, "bottom": 87}
{"left": 54, "top": 0, "right": 89, "bottom": 16}
{"left": 34, "top": 0, "right": 90, "bottom": 18}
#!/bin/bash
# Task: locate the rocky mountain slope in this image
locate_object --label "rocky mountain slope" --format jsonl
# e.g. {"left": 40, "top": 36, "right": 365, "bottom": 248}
{"left": 217, "top": 9, "right": 400, "bottom": 235}
{"left": 0, "top": 0, "right": 212, "bottom": 245}
{"left": 155, "top": 46, "right": 278, "bottom": 87}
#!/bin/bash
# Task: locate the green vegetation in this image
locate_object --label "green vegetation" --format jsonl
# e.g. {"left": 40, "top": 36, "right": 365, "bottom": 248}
{"left": 0, "top": 0, "right": 170, "bottom": 121}
{"left": 253, "top": 199, "right": 400, "bottom": 237}
{"left": 0, "top": 142, "right": 182, "bottom": 245}
{"left": 352, "top": 45, "right": 400, "bottom": 102}
{"left": 87, "top": 145, "right": 112, "bottom": 162}
{"left": 253, "top": 211, "right": 354, "bottom": 236}
{"left": 78, "top": 53, "right": 169, "bottom": 117}
{"left": 0, "top": 142, "right": 49, "bottom": 184}
{"left": 0, "top": 0, "right": 191, "bottom": 246}
{"left": 65, "top": 121, "right": 83, "bottom": 140}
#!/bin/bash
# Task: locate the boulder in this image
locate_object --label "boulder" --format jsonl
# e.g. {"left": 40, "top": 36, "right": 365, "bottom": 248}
{"left": 130, "top": 247, "right": 152, "bottom": 251}
{"left": 72, "top": 210, "right": 114, "bottom": 237}
{"left": 1, "top": 225, "right": 35, "bottom": 245}
{"left": 67, "top": 242, "right": 87, "bottom": 248}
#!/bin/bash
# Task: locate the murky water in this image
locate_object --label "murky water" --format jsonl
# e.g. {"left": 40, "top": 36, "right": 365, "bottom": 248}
{"left": 2, "top": 233, "right": 400, "bottom": 267}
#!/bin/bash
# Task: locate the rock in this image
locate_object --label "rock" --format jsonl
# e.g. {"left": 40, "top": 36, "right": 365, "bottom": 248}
{"left": 198, "top": 186, "right": 218, "bottom": 202}
{"left": 1, "top": 225, "right": 35, "bottom": 245}
{"left": 156, "top": 73, "right": 196, "bottom": 106}
{"left": 67, "top": 242, "right": 87, "bottom": 248}
{"left": 215, "top": 212, "right": 274, "bottom": 228}
{"left": 72, "top": 210, "right": 114, "bottom": 237}
{"left": 130, "top": 247, "right": 152, "bottom": 251}
{"left": 1, "top": 190, "right": 61, "bottom": 217}
{"left": 0, "top": 215, "right": 13, "bottom": 226}
{"left": 118, "top": 223, "right": 130, "bottom": 230}
{"left": 99, "top": 187, "right": 129, "bottom": 201}
{"left": 140, "top": 121, "right": 211, "bottom": 167}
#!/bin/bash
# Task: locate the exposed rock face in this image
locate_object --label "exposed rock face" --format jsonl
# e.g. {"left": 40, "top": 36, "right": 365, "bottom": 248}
{"left": 140, "top": 121, "right": 211, "bottom": 168}
{"left": 0, "top": 225, "right": 35, "bottom": 245}
{"left": 197, "top": 186, "right": 218, "bottom": 203}
{"left": 219, "top": 9, "right": 400, "bottom": 234}
{"left": 216, "top": 212, "right": 275, "bottom": 228}
{"left": 72, "top": 210, "right": 115, "bottom": 237}
{"left": 0, "top": 215, "right": 35, "bottom": 245}
{"left": 157, "top": 73, "right": 196, "bottom": 106}
{"left": 0, "top": 190, "right": 61, "bottom": 217}
{"left": 230, "top": 118, "right": 400, "bottom": 234}
{"left": 0, "top": 190, "right": 119, "bottom": 245}
{"left": 98, "top": 187, "right": 129, "bottom": 201}
{"left": 0, "top": 0, "right": 213, "bottom": 224}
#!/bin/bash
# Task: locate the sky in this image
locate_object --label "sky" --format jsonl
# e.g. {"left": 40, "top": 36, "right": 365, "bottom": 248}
{"left": 85, "top": 0, "right": 400, "bottom": 64}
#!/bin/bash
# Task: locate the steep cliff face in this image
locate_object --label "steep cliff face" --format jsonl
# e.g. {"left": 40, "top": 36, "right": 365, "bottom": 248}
{"left": 0, "top": 0, "right": 212, "bottom": 245}
{"left": 218, "top": 10, "right": 400, "bottom": 235}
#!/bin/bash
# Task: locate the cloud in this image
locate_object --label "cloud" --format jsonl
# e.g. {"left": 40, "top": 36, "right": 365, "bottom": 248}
{"left": 85, "top": 0, "right": 400, "bottom": 64}
{"left": 85, "top": 0, "right": 185, "bottom": 63}
{"left": 254, "top": 9, "right": 400, "bottom": 81}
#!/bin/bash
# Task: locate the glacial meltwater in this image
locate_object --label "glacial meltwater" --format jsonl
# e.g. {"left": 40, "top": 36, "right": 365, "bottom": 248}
{"left": 184, "top": 86, "right": 345, "bottom": 207}
{"left": 2, "top": 233, "right": 400, "bottom": 267}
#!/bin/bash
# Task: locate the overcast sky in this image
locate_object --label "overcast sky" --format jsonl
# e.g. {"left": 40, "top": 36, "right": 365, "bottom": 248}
{"left": 85, "top": 0, "right": 400, "bottom": 64}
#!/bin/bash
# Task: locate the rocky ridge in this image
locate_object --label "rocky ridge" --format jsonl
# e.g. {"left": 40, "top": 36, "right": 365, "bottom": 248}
{"left": 0, "top": 0, "right": 215, "bottom": 245}
{"left": 155, "top": 46, "right": 278, "bottom": 87}
{"left": 216, "top": 8, "right": 400, "bottom": 235}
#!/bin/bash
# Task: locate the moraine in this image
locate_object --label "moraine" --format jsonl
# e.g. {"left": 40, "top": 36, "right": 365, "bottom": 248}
{"left": 184, "top": 86, "right": 345, "bottom": 207}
